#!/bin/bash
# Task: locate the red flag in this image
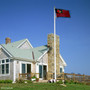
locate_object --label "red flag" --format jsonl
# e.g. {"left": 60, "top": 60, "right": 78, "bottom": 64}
{"left": 55, "top": 9, "right": 70, "bottom": 18}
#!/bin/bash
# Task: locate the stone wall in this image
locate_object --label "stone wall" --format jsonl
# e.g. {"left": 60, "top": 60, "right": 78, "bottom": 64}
{"left": 47, "top": 34, "right": 60, "bottom": 79}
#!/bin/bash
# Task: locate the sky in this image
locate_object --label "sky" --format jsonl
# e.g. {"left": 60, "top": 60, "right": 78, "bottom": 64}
{"left": 0, "top": 0, "right": 90, "bottom": 75}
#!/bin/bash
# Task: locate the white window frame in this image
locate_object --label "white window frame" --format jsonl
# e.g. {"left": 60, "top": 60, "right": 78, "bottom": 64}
{"left": 60, "top": 66, "right": 64, "bottom": 73}
{"left": 22, "top": 63, "right": 27, "bottom": 73}
{"left": 19, "top": 61, "right": 32, "bottom": 74}
{"left": 38, "top": 63, "right": 48, "bottom": 80}
{"left": 0, "top": 58, "right": 10, "bottom": 76}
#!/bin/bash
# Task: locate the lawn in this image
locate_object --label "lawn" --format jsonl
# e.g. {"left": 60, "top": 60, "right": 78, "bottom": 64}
{"left": 0, "top": 83, "right": 90, "bottom": 90}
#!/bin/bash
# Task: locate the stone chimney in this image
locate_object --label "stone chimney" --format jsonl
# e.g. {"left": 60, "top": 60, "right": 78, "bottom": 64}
{"left": 5, "top": 37, "right": 11, "bottom": 44}
{"left": 47, "top": 33, "right": 60, "bottom": 79}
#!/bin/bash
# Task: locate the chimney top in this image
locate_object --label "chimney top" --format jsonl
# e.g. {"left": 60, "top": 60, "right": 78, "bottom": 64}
{"left": 5, "top": 37, "right": 11, "bottom": 44}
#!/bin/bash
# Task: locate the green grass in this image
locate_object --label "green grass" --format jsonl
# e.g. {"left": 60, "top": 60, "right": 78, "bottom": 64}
{"left": 0, "top": 83, "right": 90, "bottom": 90}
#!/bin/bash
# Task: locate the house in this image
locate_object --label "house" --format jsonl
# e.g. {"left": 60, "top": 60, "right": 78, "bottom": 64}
{"left": 0, "top": 33, "right": 67, "bottom": 82}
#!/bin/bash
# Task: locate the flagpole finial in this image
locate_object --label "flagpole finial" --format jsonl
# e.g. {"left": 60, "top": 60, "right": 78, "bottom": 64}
{"left": 54, "top": 6, "right": 55, "bottom": 9}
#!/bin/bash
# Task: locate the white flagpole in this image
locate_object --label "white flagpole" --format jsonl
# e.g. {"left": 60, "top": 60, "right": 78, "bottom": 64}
{"left": 54, "top": 7, "right": 56, "bottom": 80}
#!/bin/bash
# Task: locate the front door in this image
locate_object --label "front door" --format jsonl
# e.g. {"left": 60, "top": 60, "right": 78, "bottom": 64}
{"left": 39, "top": 65, "right": 47, "bottom": 80}
{"left": 43, "top": 65, "right": 47, "bottom": 80}
{"left": 22, "top": 64, "right": 31, "bottom": 73}
{"left": 27, "top": 64, "right": 31, "bottom": 73}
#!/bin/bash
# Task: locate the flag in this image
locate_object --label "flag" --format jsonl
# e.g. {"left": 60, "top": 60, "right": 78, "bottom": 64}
{"left": 55, "top": 9, "right": 70, "bottom": 18}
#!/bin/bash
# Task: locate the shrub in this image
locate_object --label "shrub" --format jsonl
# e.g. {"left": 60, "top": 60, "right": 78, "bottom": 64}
{"left": 32, "top": 76, "right": 36, "bottom": 79}
{"left": 64, "top": 80, "right": 69, "bottom": 84}
{"left": 16, "top": 78, "right": 24, "bottom": 83}
{"left": 56, "top": 80, "right": 63, "bottom": 84}
{"left": 26, "top": 80, "right": 32, "bottom": 83}
{"left": 64, "top": 80, "right": 86, "bottom": 85}
{"left": 86, "top": 82, "right": 90, "bottom": 85}
{"left": 5, "top": 80, "right": 12, "bottom": 83}
{"left": 36, "top": 78, "right": 39, "bottom": 82}
{"left": 0, "top": 80, "right": 4, "bottom": 83}
{"left": 0, "top": 80, "right": 12, "bottom": 83}
{"left": 77, "top": 82, "right": 85, "bottom": 85}
{"left": 69, "top": 80, "right": 74, "bottom": 84}
{"left": 74, "top": 81, "right": 79, "bottom": 84}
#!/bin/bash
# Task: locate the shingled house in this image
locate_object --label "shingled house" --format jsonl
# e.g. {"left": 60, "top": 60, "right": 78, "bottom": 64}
{"left": 0, "top": 34, "right": 66, "bottom": 82}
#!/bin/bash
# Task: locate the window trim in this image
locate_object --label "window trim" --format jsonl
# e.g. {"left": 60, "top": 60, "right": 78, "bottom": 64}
{"left": 60, "top": 66, "right": 64, "bottom": 73}
{"left": 22, "top": 63, "right": 26, "bottom": 74}
{"left": 20, "top": 61, "right": 32, "bottom": 74}
{"left": 0, "top": 58, "right": 10, "bottom": 76}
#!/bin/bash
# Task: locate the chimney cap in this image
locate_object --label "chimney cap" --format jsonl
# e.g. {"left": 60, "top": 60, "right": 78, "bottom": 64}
{"left": 5, "top": 37, "right": 11, "bottom": 44}
{"left": 5, "top": 37, "right": 11, "bottom": 40}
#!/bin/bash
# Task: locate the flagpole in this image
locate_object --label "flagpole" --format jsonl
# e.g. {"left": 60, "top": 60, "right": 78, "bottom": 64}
{"left": 54, "top": 7, "right": 56, "bottom": 80}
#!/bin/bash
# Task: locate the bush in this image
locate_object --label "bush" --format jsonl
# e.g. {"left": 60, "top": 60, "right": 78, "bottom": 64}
{"left": 64, "top": 80, "right": 87, "bottom": 85}
{"left": 69, "top": 80, "right": 74, "bottom": 84}
{"left": 56, "top": 80, "right": 63, "bottom": 84}
{"left": 0, "top": 80, "right": 12, "bottom": 83}
{"left": 74, "top": 81, "right": 79, "bottom": 84}
{"left": 86, "top": 82, "right": 90, "bottom": 85}
{"left": 36, "top": 78, "right": 39, "bottom": 82}
{"left": 64, "top": 80, "right": 69, "bottom": 84}
{"left": 32, "top": 76, "right": 36, "bottom": 79}
{"left": 26, "top": 80, "right": 32, "bottom": 83}
{"left": 5, "top": 80, "right": 12, "bottom": 83}
{"left": 16, "top": 78, "right": 24, "bottom": 83}
{"left": 64, "top": 80, "right": 75, "bottom": 84}
{"left": 0, "top": 80, "right": 4, "bottom": 83}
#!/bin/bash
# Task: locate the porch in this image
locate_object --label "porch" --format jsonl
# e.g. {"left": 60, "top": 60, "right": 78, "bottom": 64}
{"left": 18, "top": 72, "right": 90, "bottom": 82}
{"left": 18, "top": 73, "right": 39, "bottom": 80}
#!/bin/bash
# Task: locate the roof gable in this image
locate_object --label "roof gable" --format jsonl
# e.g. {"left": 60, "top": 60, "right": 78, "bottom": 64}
{"left": 1, "top": 39, "right": 49, "bottom": 61}
{"left": 17, "top": 39, "right": 33, "bottom": 49}
{"left": 59, "top": 54, "right": 67, "bottom": 66}
{"left": 0, "top": 48, "right": 10, "bottom": 59}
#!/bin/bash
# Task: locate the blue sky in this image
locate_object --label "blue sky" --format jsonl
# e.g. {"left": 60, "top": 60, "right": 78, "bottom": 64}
{"left": 0, "top": 0, "right": 90, "bottom": 75}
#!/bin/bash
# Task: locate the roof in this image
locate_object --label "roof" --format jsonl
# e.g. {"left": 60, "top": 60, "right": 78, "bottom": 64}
{"left": 2, "top": 39, "right": 27, "bottom": 48}
{"left": 59, "top": 54, "right": 67, "bottom": 66}
{"left": 1, "top": 39, "right": 49, "bottom": 62}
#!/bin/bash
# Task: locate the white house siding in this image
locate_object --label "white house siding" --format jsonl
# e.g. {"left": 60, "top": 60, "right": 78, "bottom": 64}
{"left": 39, "top": 53, "right": 48, "bottom": 65}
{"left": 19, "top": 61, "right": 32, "bottom": 73}
{"left": 19, "top": 41, "right": 32, "bottom": 49}
{"left": 36, "top": 53, "right": 48, "bottom": 74}
{"left": 0, "top": 48, "right": 14, "bottom": 81}
{"left": 15, "top": 60, "right": 20, "bottom": 79}
{"left": 33, "top": 53, "right": 48, "bottom": 73}
{"left": 0, "top": 49, "right": 10, "bottom": 59}
{"left": 32, "top": 63, "right": 36, "bottom": 73}
{"left": 59, "top": 58, "right": 65, "bottom": 72}
{"left": 0, "top": 59, "right": 14, "bottom": 81}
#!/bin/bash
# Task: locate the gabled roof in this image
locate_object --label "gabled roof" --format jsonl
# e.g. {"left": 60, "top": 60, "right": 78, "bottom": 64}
{"left": 1, "top": 39, "right": 49, "bottom": 62}
{"left": 2, "top": 39, "right": 27, "bottom": 48}
{"left": 59, "top": 54, "right": 67, "bottom": 66}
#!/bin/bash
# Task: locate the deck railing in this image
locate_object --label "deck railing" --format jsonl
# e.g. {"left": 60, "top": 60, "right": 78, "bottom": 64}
{"left": 18, "top": 73, "right": 39, "bottom": 80}
{"left": 47, "top": 72, "right": 90, "bottom": 82}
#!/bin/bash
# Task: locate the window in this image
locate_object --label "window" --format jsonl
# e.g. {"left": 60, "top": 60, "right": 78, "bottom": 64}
{"left": 6, "top": 64, "right": 9, "bottom": 74}
{"left": 0, "top": 59, "right": 10, "bottom": 75}
{"left": 2, "top": 65, "right": 4, "bottom": 74}
{"left": 2, "top": 60, "right": 5, "bottom": 63}
{"left": 6, "top": 59, "right": 9, "bottom": 63}
{"left": 22, "top": 64, "right": 26, "bottom": 73}
{"left": 60, "top": 67, "right": 63, "bottom": 73}
{"left": 39, "top": 65, "right": 42, "bottom": 78}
